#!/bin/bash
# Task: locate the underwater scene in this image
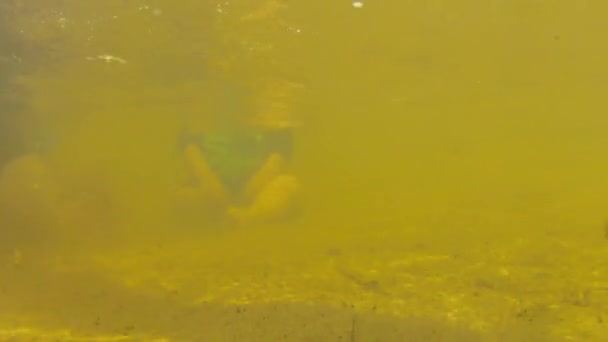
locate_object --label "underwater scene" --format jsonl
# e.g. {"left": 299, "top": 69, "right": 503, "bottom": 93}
{"left": 1, "top": 0, "right": 608, "bottom": 341}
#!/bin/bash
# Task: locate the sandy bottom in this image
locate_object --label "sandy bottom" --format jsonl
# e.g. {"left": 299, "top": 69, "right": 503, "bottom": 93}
{"left": 0, "top": 223, "right": 605, "bottom": 341}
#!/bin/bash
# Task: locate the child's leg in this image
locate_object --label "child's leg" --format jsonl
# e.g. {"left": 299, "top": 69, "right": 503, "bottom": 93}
{"left": 183, "top": 143, "right": 228, "bottom": 206}
{"left": 243, "top": 152, "right": 285, "bottom": 202}
{"left": 229, "top": 173, "right": 299, "bottom": 225}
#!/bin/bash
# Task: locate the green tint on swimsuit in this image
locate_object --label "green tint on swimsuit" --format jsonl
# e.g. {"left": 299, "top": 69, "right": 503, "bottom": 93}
{"left": 198, "top": 127, "right": 293, "bottom": 195}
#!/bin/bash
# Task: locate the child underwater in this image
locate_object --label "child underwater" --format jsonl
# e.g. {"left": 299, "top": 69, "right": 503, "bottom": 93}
{"left": 176, "top": 79, "right": 303, "bottom": 226}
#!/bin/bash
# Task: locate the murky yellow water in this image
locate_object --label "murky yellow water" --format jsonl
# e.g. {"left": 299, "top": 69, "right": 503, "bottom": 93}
{"left": 1, "top": 0, "right": 608, "bottom": 341}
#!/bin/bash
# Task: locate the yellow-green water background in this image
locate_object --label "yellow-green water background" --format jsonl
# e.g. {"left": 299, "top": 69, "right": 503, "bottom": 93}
{"left": 1, "top": 0, "right": 608, "bottom": 340}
